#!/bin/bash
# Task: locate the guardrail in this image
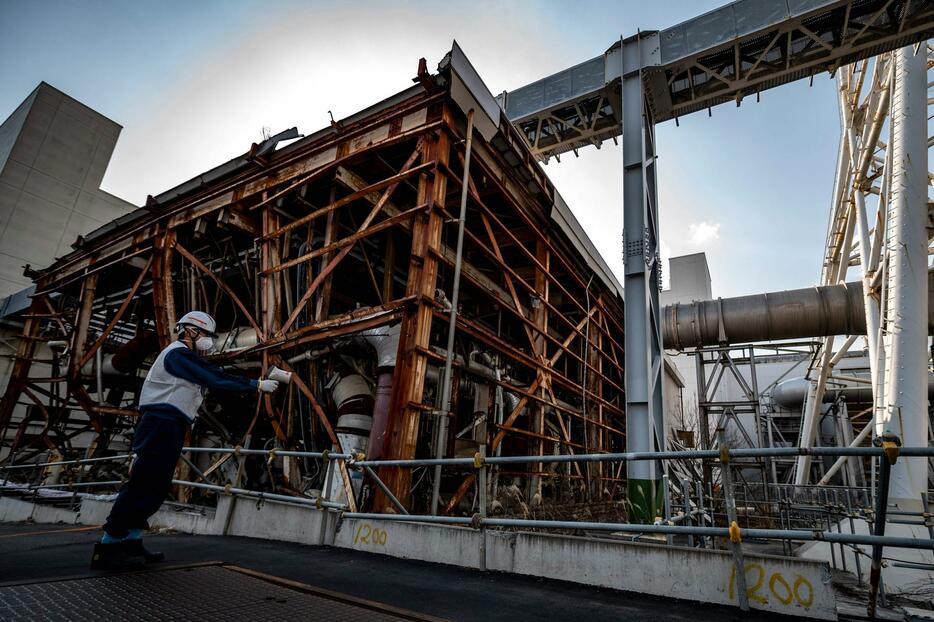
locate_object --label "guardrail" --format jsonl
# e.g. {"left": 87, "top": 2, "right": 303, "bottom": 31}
{"left": 2, "top": 438, "right": 932, "bottom": 614}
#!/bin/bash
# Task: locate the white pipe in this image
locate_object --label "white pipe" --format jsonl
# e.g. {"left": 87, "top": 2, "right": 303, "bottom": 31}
{"left": 881, "top": 46, "right": 929, "bottom": 510}
{"left": 816, "top": 421, "right": 873, "bottom": 485}
{"left": 828, "top": 335, "right": 858, "bottom": 367}
{"left": 840, "top": 63, "right": 892, "bottom": 422}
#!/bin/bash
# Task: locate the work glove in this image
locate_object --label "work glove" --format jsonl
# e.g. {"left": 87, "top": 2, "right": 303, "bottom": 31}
{"left": 267, "top": 365, "right": 292, "bottom": 384}
{"left": 257, "top": 379, "right": 279, "bottom": 393}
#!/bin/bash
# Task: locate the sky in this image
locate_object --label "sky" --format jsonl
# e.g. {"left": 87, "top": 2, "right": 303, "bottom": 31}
{"left": 0, "top": 0, "right": 841, "bottom": 298}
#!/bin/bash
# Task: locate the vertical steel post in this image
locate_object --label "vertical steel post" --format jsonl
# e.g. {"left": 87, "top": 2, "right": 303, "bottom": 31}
{"left": 662, "top": 473, "right": 672, "bottom": 546}
{"left": 621, "top": 32, "right": 665, "bottom": 524}
{"left": 867, "top": 432, "right": 900, "bottom": 619}
{"left": 696, "top": 351, "right": 712, "bottom": 487}
{"left": 720, "top": 435, "right": 749, "bottom": 611}
{"left": 478, "top": 448, "right": 487, "bottom": 572}
{"left": 845, "top": 490, "right": 864, "bottom": 586}
{"left": 682, "top": 477, "right": 693, "bottom": 547}
{"left": 431, "top": 109, "right": 475, "bottom": 515}
{"left": 695, "top": 480, "right": 707, "bottom": 548}
{"left": 318, "top": 451, "right": 335, "bottom": 546}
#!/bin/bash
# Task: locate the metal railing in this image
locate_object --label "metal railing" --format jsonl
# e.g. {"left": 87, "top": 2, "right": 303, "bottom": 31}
{"left": 2, "top": 439, "right": 932, "bottom": 614}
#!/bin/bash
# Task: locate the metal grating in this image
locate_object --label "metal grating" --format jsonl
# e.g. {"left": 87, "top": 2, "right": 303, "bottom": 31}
{"left": 0, "top": 565, "right": 439, "bottom": 622}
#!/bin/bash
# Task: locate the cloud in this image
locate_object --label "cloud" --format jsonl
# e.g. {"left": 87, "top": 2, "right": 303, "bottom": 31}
{"left": 688, "top": 221, "right": 720, "bottom": 245}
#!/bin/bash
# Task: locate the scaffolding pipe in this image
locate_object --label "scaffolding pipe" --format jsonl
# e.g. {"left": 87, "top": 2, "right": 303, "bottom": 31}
{"left": 431, "top": 108, "right": 475, "bottom": 516}
{"left": 0, "top": 453, "right": 134, "bottom": 471}
{"left": 173, "top": 479, "right": 346, "bottom": 510}
{"left": 355, "top": 445, "right": 934, "bottom": 468}
{"left": 816, "top": 421, "right": 873, "bottom": 485}
{"left": 867, "top": 434, "right": 898, "bottom": 618}
{"left": 362, "top": 465, "right": 408, "bottom": 515}
{"left": 8, "top": 445, "right": 932, "bottom": 473}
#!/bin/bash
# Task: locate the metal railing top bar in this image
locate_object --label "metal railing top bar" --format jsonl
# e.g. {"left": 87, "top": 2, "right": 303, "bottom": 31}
{"left": 355, "top": 446, "right": 934, "bottom": 468}
{"left": 4, "top": 445, "right": 932, "bottom": 472}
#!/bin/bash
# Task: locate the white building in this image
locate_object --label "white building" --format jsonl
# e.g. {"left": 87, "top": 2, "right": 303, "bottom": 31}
{"left": 0, "top": 82, "right": 134, "bottom": 298}
{"left": 0, "top": 83, "right": 135, "bottom": 421}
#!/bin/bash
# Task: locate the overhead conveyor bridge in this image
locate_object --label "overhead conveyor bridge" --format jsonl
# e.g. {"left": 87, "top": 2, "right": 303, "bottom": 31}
{"left": 497, "top": 0, "right": 934, "bottom": 161}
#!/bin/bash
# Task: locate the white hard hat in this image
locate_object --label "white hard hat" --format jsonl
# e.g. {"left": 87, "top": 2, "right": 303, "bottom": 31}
{"left": 176, "top": 311, "right": 217, "bottom": 336}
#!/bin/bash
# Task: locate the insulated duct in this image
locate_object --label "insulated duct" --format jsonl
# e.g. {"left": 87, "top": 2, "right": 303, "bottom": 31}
{"left": 663, "top": 270, "right": 934, "bottom": 350}
{"left": 79, "top": 330, "right": 160, "bottom": 377}
{"left": 770, "top": 375, "right": 934, "bottom": 409}
{"left": 358, "top": 324, "right": 401, "bottom": 460}
{"left": 326, "top": 374, "right": 374, "bottom": 503}
{"left": 214, "top": 327, "right": 259, "bottom": 353}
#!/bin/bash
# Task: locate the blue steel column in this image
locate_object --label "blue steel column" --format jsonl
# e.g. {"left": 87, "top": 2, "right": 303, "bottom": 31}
{"left": 621, "top": 32, "right": 665, "bottom": 524}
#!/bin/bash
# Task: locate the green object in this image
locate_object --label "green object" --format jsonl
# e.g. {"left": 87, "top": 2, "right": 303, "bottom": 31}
{"left": 627, "top": 478, "right": 664, "bottom": 524}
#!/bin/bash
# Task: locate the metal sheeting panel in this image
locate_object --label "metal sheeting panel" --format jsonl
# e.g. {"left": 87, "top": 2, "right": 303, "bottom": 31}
{"left": 501, "top": 56, "right": 606, "bottom": 121}
{"left": 446, "top": 41, "right": 502, "bottom": 140}
{"left": 659, "top": 0, "right": 837, "bottom": 64}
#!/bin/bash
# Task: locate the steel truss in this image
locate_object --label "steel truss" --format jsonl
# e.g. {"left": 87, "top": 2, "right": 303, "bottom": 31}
{"left": 797, "top": 43, "right": 933, "bottom": 503}
{"left": 0, "top": 58, "right": 626, "bottom": 516}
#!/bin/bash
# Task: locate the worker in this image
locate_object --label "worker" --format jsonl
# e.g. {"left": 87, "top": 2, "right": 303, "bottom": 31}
{"left": 91, "top": 311, "right": 281, "bottom": 569}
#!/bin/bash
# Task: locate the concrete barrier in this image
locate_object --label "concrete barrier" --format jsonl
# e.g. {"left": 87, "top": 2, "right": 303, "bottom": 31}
{"left": 335, "top": 517, "right": 837, "bottom": 620}
{"left": 0, "top": 494, "right": 838, "bottom": 619}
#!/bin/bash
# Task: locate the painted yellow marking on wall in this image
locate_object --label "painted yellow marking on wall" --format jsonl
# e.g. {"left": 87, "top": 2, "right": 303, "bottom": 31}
{"left": 353, "top": 522, "right": 388, "bottom": 547}
{"left": 728, "top": 563, "right": 814, "bottom": 609}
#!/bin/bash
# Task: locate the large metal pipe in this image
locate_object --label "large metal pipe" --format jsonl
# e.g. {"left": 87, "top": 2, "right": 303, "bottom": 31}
{"left": 771, "top": 375, "right": 934, "bottom": 409}
{"left": 881, "top": 46, "right": 928, "bottom": 510}
{"left": 663, "top": 271, "right": 934, "bottom": 350}
{"left": 358, "top": 323, "right": 401, "bottom": 461}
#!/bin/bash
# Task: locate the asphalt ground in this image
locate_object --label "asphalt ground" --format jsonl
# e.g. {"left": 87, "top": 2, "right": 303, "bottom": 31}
{"left": 0, "top": 521, "right": 809, "bottom": 621}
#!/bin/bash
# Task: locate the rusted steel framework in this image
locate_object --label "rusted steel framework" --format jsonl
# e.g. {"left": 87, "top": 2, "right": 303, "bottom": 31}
{"left": 0, "top": 55, "right": 626, "bottom": 515}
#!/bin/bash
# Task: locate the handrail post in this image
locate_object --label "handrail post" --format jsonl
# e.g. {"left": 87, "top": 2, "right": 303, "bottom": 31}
{"left": 682, "top": 477, "right": 694, "bottom": 547}
{"left": 720, "top": 435, "right": 749, "bottom": 611}
{"left": 317, "top": 450, "right": 335, "bottom": 545}
{"left": 867, "top": 431, "right": 900, "bottom": 619}
{"left": 477, "top": 449, "right": 487, "bottom": 571}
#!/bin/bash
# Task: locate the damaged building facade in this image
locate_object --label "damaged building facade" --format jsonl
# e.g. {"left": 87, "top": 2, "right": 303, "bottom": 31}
{"left": 0, "top": 47, "right": 630, "bottom": 517}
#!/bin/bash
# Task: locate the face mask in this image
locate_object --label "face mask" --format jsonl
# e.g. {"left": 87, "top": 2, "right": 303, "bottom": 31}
{"left": 195, "top": 336, "right": 215, "bottom": 352}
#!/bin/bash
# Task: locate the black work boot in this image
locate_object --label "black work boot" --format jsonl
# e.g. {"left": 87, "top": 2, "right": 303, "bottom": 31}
{"left": 90, "top": 542, "right": 145, "bottom": 570}
{"left": 122, "top": 538, "right": 166, "bottom": 563}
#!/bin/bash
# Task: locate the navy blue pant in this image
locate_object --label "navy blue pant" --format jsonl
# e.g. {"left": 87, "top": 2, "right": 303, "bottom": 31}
{"left": 103, "top": 407, "right": 190, "bottom": 538}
